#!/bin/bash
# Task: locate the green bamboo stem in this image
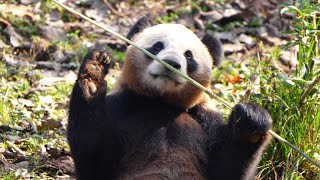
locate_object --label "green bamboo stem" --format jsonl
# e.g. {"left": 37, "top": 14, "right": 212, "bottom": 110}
{"left": 51, "top": 0, "right": 320, "bottom": 168}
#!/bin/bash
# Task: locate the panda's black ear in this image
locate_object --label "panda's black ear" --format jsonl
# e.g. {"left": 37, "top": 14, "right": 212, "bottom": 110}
{"left": 202, "top": 33, "right": 223, "bottom": 67}
{"left": 127, "top": 16, "right": 152, "bottom": 40}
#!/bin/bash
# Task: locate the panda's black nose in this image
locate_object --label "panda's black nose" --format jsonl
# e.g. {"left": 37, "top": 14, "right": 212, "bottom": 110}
{"left": 163, "top": 59, "right": 181, "bottom": 69}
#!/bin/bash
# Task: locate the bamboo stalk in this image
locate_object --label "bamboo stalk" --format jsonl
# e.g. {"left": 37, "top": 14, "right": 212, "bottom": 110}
{"left": 51, "top": 0, "right": 320, "bottom": 168}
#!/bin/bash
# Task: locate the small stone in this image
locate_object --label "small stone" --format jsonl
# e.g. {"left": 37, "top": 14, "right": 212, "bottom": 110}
{"left": 53, "top": 50, "right": 67, "bottom": 63}
{"left": 6, "top": 26, "right": 24, "bottom": 47}
{"left": 20, "top": 0, "right": 38, "bottom": 5}
{"left": 38, "top": 25, "right": 66, "bottom": 42}
{"left": 257, "top": 27, "right": 268, "bottom": 37}
{"left": 223, "top": 43, "right": 246, "bottom": 55}
{"left": 48, "top": 9, "right": 60, "bottom": 21}
{"left": 200, "top": 10, "right": 223, "bottom": 22}
{"left": 14, "top": 161, "right": 29, "bottom": 170}
{"left": 222, "top": 8, "right": 241, "bottom": 18}
{"left": 233, "top": 0, "right": 247, "bottom": 9}
{"left": 215, "top": 31, "right": 237, "bottom": 43}
{"left": 237, "top": 34, "right": 254, "bottom": 47}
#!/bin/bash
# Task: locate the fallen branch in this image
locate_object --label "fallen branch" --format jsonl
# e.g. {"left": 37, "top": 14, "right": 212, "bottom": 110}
{"left": 51, "top": 0, "right": 320, "bottom": 168}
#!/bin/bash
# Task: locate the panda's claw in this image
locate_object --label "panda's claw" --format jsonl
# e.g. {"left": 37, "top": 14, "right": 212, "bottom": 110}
{"left": 101, "top": 51, "right": 111, "bottom": 64}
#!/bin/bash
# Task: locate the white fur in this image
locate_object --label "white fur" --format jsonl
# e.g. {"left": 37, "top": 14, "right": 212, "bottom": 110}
{"left": 131, "top": 24, "right": 212, "bottom": 93}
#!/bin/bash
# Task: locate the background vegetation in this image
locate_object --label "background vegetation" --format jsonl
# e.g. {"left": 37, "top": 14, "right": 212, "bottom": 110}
{"left": 0, "top": 0, "right": 319, "bottom": 179}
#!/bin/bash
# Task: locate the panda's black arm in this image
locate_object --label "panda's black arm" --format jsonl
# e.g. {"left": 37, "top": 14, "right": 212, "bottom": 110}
{"left": 68, "top": 49, "right": 123, "bottom": 179}
{"left": 188, "top": 103, "right": 272, "bottom": 180}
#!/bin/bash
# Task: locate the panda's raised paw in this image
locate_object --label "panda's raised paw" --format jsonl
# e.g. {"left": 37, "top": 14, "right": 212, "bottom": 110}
{"left": 228, "top": 103, "right": 272, "bottom": 143}
{"left": 78, "top": 49, "right": 111, "bottom": 101}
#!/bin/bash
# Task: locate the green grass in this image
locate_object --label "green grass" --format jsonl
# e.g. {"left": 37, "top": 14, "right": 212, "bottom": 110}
{"left": 0, "top": 61, "right": 72, "bottom": 178}
{"left": 256, "top": 2, "right": 320, "bottom": 178}
{"left": 254, "top": 62, "right": 320, "bottom": 179}
{"left": 210, "top": 3, "right": 320, "bottom": 178}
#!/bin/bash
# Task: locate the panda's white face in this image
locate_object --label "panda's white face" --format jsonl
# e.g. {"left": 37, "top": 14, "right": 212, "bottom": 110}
{"left": 127, "top": 24, "right": 213, "bottom": 94}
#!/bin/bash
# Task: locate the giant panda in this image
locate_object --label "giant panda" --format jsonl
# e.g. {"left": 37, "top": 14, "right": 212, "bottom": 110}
{"left": 68, "top": 16, "right": 272, "bottom": 180}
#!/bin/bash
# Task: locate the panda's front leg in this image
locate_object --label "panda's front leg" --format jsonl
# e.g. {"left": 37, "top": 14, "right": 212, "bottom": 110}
{"left": 68, "top": 49, "right": 115, "bottom": 179}
{"left": 209, "top": 103, "right": 272, "bottom": 180}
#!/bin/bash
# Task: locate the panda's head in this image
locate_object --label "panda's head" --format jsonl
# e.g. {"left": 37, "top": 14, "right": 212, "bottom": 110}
{"left": 117, "top": 16, "right": 223, "bottom": 108}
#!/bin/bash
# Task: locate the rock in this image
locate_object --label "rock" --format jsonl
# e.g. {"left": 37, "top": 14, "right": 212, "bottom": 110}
{"left": 279, "top": 50, "right": 297, "bottom": 73}
{"left": 261, "top": 36, "right": 287, "bottom": 46}
{"left": 47, "top": 9, "right": 61, "bottom": 22}
{"left": 76, "top": 0, "right": 92, "bottom": 7}
{"left": 96, "top": 38, "right": 126, "bottom": 51}
{"left": 20, "top": 0, "right": 38, "bottom": 5}
{"left": 90, "top": 0, "right": 105, "bottom": 9}
{"left": 257, "top": 26, "right": 268, "bottom": 37}
{"left": 4, "top": 55, "right": 32, "bottom": 67}
{"left": 223, "top": 43, "right": 246, "bottom": 55}
{"left": 38, "top": 76, "right": 66, "bottom": 87}
{"left": 17, "top": 98, "right": 35, "bottom": 107}
{"left": 200, "top": 10, "right": 223, "bottom": 22}
{"left": 35, "top": 61, "right": 77, "bottom": 70}
{"left": 237, "top": 34, "right": 255, "bottom": 47}
{"left": 84, "top": 1, "right": 110, "bottom": 22}
{"left": 38, "top": 25, "right": 66, "bottom": 42}
{"left": 64, "top": 70, "right": 77, "bottom": 84}
{"left": 53, "top": 50, "right": 68, "bottom": 63}
{"left": 5, "top": 26, "right": 24, "bottom": 47}
{"left": 14, "top": 161, "right": 29, "bottom": 170}
{"left": 265, "top": 24, "right": 280, "bottom": 37}
{"left": 14, "top": 168, "right": 28, "bottom": 178}
{"left": 232, "top": 0, "right": 247, "bottom": 9}
{"left": 215, "top": 31, "right": 237, "bottom": 43}
{"left": 223, "top": 7, "right": 241, "bottom": 18}
{"left": 85, "top": 9, "right": 104, "bottom": 22}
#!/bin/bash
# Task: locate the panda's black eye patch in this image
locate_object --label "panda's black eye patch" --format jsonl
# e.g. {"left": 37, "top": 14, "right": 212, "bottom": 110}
{"left": 152, "top": 41, "right": 164, "bottom": 52}
{"left": 184, "top": 50, "right": 193, "bottom": 61}
{"left": 184, "top": 50, "right": 198, "bottom": 73}
{"left": 145, "top": 41, "right": 164, "bottom": 58}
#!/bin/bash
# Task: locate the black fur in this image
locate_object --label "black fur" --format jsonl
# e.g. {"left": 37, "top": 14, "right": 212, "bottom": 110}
{"left": 184, "top": 50, "right": 198, "bottom": 73}
{"left": 68, "top": 48, "right": 272, "bottom": 179}
{"left": 127, "top": 16, "right": 152, "bottom": 40}
{"left": 187, "top": 59, "right": 198, "bottom": 73}
{"left": 202, "top": 33, "right": 224, "bottom": 67}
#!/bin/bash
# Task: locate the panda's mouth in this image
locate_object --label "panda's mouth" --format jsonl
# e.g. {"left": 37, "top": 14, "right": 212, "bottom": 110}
{"left": 150, "top": 73, "right": 183, "bottom": 84}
